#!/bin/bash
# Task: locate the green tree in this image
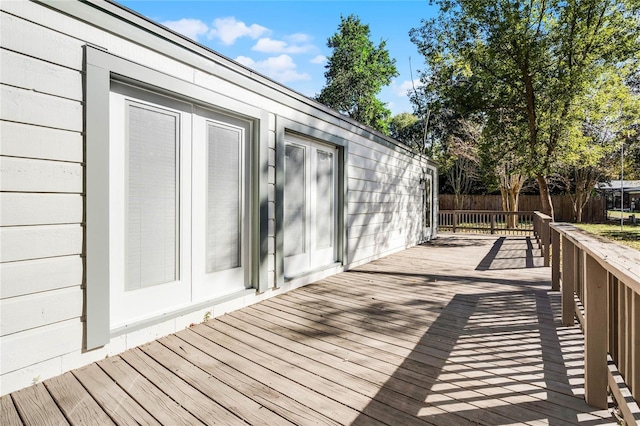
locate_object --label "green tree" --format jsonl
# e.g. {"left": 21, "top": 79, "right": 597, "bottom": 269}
{"left": 479, "top": 109, "right": 530, "bottom": 225}
{"left": 389, "top": 113, "right": 426, "bottom": 152}
{"left": 317, "top": 14, "right": 398, "bottom": 134}
{"left": 558, "top": 71, "right": 640, "bottom": 220}
{"left": 411, "top": 0, "right": 640, "bottom": 218}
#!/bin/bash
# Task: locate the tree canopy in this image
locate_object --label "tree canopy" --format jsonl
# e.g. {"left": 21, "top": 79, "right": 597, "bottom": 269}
{"left": 410, "top": 0, "right": 640, "bottom": 218}
{"left": 317, "top": 14, "right": 399, "bottom": 134}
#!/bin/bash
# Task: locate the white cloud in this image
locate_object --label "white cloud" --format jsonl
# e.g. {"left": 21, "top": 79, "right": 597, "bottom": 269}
{"left": 392, "top": 79, "right": 423, "bottom": 97}
{"left": 286, "top": 33, "right": 311, "bottom": 43}
{"left": 310, "top": 55, "right": 327, "bottom": 64}
{"left": 208, "top": 17, "right": 270, "bottom": 45}
{"left": 235, "top": 54, "right": 311, "bottom": 83}
{"left": 235, "top": 55, "right": 256, "bottom": 67}
{"left": 161, "top": 18, "right": 209, "bottom": 40}
{"left": 252, "top": 37, "right": 315, "bottom": 54}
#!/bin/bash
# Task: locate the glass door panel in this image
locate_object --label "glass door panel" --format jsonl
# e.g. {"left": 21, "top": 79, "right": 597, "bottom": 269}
{"left": 284, "top": 135, "right": 338, "bottom": 276}
{"left": 191, "top": 110, "right": 249, "bottom": 301}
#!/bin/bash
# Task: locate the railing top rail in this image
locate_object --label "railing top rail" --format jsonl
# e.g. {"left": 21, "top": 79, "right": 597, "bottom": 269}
{"left": 439, "top": 210, "right": 536, "bottom": 215}
{"left": 534, "top": 211, "right": 552, "bottom": 220}
{"left": 551, "top": 223, "right": 640, "bottom": 294}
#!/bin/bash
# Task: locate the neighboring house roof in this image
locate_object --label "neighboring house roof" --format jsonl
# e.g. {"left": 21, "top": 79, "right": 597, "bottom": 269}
{"left": 597, "top": 180, "right": 640, "bottom": 192}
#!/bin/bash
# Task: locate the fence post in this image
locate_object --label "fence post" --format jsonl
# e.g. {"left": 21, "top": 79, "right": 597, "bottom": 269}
{"left": 551, "top": 227, "right": 560, "bottom": 291}
{"left": 583, "top": 252, "right": 608, "bottom": 409}
{"left": 561, "top": 236, "right": 575, "bottom": 327}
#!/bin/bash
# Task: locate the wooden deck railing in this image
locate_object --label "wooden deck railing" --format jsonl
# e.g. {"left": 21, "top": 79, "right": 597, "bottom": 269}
{"left": 550, "top": 223, "right": 640, "bottom": 423}
{"left": 438, "top": 210, "right": 536, "bottom": 235}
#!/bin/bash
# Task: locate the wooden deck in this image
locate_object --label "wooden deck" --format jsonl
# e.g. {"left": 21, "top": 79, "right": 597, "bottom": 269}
{"left": 1, "top": 235, "right": 619, "bottom": 425}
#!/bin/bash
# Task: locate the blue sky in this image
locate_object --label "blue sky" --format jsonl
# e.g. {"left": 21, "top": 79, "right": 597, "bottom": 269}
{"left": 118, "top": 1, "right": 439, "bottom": 115}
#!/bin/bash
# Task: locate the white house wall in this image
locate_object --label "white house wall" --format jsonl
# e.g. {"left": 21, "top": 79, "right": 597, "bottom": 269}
{"left": 0, "top": 0, "right": 437, "bottom": 395}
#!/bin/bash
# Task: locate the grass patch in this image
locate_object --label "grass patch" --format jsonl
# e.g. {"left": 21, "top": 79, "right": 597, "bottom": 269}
{"left": 606, "top": 210, "right": 639, "bottom": 220}
{"left": 574, "top": 223, "right": 640, "bottom": 251}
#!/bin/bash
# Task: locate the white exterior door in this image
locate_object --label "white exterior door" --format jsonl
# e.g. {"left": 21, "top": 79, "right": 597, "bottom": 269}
{"left": 191, "top": 108, "right": 250, "bottom": 301}
{"left": 284, "top": 135, "right": 338, "bottom": 276}
{"left": 109, "top": 87, "right": 192, "bottom": 328}
{"left": 109, "top": 84, "right": 250, "bottom": 329}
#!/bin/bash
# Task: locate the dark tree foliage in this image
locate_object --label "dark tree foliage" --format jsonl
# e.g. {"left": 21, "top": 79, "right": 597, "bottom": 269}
{"left": 316, "top": 15, "right": 399, "bottom": 134}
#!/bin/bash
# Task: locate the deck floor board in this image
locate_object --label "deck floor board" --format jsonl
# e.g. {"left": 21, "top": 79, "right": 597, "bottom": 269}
{"left": 1, "top": 394, "right": 26, "bottom": 426}
{"left": 1, "top": 235, "right": 621, "bottom": 425}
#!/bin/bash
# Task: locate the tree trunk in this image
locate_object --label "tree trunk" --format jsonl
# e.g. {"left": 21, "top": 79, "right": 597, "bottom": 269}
{"left": 536, "top": 174, "right": 554, "bottom": 220}
{"left": 500, "top": 188, "right": 509, "bottom": 211}
{"left": 576, "top": 203, "right": 583, "bottom": 223}
{"left": 508, "top": 186, "right": 520, "bottom": 228}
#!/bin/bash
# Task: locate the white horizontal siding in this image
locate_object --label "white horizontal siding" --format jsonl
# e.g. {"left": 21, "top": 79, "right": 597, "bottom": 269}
{"left": 349, "top": 151, "right": 416, "bottom": 177}
{"left": 0, "top": 49, "right": 83, "bottom": 100}
{"left": 348, "top": 200, "right": 421, "bottom": 216}
{"left": 0, "top": 157, "right": 83, "bottom": 193}
{"left": 0, "top": 121, "right": 83, "bottom": 163}
{"left": 0, "top": 256, "right": 83, "bottom": 299}
{"left": 347, "top": 236, "right": 416, "bottom": 267}
{"left": 1, "top": 85, "right": 83, "bottom": 131}
{"left": 1, "top": 193, "right": 83, "bottom": 226}
{"left": 1, "top": 287, "right": 83, "bottom": 336}
{"left": 0, "top": 11, "right": 84, "bottom": 70}
{"left": 348, "top": 163, "right": 419, "bottom": 188}
{"left": 349, "top": 219, "right": 423, "bottom": 240}
{"left": 347, "top": 177, "right": 417, "bottom": 193}
{"left": 348, "top": 190, "right": 415, "bottom": 204}
{"left": 0, "top": 319, "right": 83, "bottom": 374}
{"left": 347, "top": 211, "right": 419, "bottom": 228}
{"left": 1, "top": 6, "right": 87, "bottom": 396}
{"left": 0, "top": 225, "right": 83, "bottom": 263}
{"left": 345, "top": 138, "right": 425, "bottom": 265}
{"left": 348, "top": 141, "right": 416, "bottom": 163}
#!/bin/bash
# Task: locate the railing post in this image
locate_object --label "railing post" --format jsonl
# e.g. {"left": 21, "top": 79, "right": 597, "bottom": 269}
{"left": 490, "top": 213, "right": 495, "bottom": 234}
{"left": 551, "top": 227, "right": 560, "bottom": 291}
{"left": 562, "top": 235, "right": 576, "bottom": 327}
{"left": 542, "top": 218, "right": 550, "bottom": 267}
{"left": 583, "top": 252, "right": 608, "bottom": 409}
{"left": 453, "top": 211, "right": 458, "bottom": 233}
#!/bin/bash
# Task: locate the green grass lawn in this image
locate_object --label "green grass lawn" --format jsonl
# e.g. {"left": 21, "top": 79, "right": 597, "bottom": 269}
{"left": 607, "top": 210, "right": 639, "bottom": 220}
{"left": 574, "top": 223, "right": 640, "bottom": 251}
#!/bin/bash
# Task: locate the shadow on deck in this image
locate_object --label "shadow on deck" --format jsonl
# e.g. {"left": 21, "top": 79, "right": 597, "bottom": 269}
{"left": 1, "top": 235, "right": 617, "bottom": 425}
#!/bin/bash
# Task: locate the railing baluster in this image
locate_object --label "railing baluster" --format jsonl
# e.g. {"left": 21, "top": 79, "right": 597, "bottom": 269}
{"left": 618, "top": 286, "right": 629, "bottom": 384}
{"left": 626, "top": 286, "right": 633, "bottom": 391}
{"left": 562, "top": 236, "right": 576, "bottom": 327}
{"left": 551, "top": 228, "right": 560, "bottom": 291}
{"left": 632, "top": 291, "right": 639, "bottom": 400}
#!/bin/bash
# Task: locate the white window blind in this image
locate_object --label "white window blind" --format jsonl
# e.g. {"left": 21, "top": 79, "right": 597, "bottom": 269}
{"left": 284, "top": 144, "right": 306, "bottom": 257}
{"left": 206, "top": 122, "right": 241, "bottom": 273}
{"left": 315, "top": 150, "right": 334, "bottom": 249}
{"left": 126, "top": 103, "right": 178, "bottom": 290}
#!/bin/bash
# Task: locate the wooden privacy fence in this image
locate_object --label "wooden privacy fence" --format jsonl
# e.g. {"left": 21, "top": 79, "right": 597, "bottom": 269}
{"left": 439, "top": 194, "right": 606, "bottom": 223}
{"left": 550, "top": 223, "right": 640, "bottom": 424}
